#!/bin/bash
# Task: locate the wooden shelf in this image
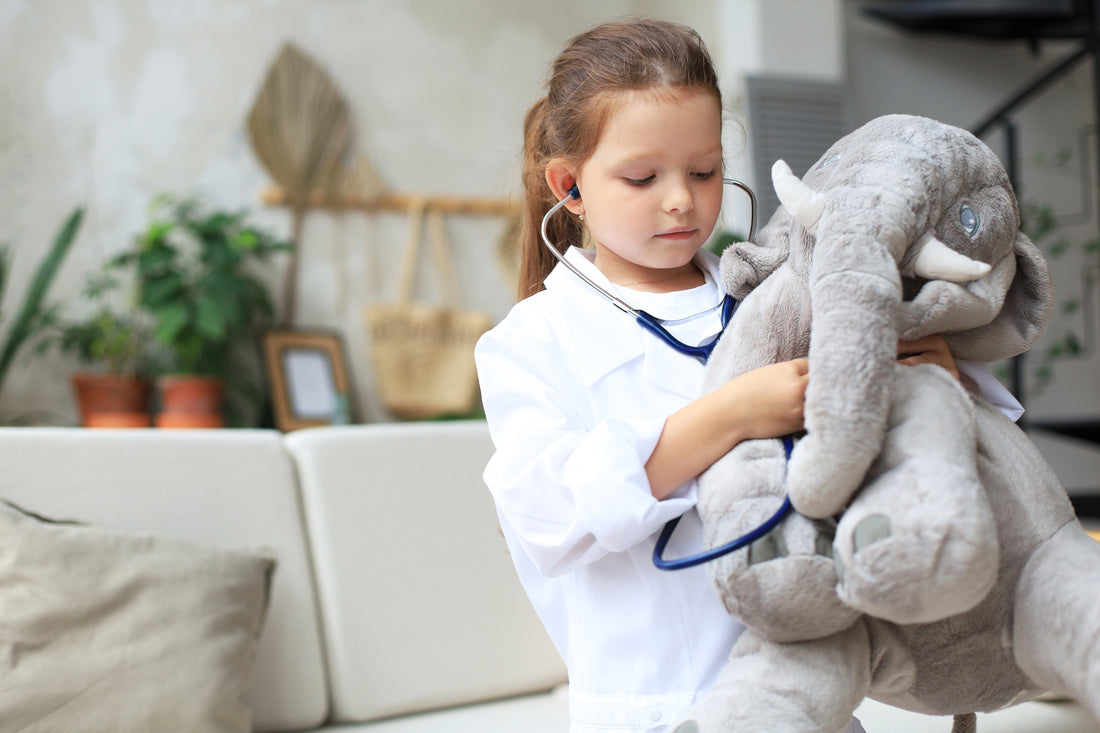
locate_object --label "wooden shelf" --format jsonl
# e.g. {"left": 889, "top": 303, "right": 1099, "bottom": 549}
{"left": 259, "top": 185, "right": 519, "bottom": 217}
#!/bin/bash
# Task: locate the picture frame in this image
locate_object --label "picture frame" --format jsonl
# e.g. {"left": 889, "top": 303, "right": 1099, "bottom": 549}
{"left": 262, "top": 329, "right": 354, "bottom": 431}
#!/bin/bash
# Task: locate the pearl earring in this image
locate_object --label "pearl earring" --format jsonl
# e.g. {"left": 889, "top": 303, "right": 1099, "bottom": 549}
{"left": 578, "top": 212, "right": 585, "bottom": 222}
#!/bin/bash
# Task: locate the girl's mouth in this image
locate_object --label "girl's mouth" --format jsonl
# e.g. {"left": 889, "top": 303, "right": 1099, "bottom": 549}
{"left": 656, "top": 228, "right": 696, "bottom": 241}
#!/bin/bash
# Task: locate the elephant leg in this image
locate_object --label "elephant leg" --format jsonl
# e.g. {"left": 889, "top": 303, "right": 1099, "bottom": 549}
{"left": 699, "top": 438, "right": 859, "bottom": 642}
{"left": 1014, "top": 521, "right": 1100, "bottom": 720}
{"left": 671, "top": 622, "right": 872, "bottom": 733}
{"left": 834, "top": 365, "right": 998, "bottom": 623}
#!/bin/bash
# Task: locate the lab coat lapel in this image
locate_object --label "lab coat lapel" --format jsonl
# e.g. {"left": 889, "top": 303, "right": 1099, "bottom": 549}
{"left": 642, "top": 333, "right": 704, "bottom": 401}
{"left": 546, "top": 261, "right": 648, "bottom": 386}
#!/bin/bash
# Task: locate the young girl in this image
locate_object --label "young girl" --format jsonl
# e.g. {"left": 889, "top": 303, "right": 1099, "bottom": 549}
{"left": 475, "top": 19, "right": 1014, "bottom": 733}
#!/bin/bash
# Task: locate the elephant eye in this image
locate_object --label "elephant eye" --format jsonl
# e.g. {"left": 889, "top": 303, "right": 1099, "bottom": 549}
{"left": 960, "top": 204, "right": 980, "bottom": 237}
{"left": 817, "top": 154, "right": 841, "bottom": 170}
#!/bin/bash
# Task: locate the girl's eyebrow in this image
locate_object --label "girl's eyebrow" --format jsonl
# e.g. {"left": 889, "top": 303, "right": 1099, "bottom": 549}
{"left": 613, "top": 146, "right": 724, "bottom": 166}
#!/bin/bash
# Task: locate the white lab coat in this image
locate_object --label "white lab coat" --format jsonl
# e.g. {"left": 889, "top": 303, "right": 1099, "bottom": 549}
{"left": 476, "top": 246, "right": 1017, "bottom": 733}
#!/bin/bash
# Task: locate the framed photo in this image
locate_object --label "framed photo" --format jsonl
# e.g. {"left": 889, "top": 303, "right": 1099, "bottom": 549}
{"left": 262, "top": 329, "right": 354, "bottom": 431}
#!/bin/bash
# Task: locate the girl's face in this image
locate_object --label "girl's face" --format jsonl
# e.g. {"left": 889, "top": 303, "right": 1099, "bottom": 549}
{"left": 574, "top": 88, "right": 724, "bottom": 290}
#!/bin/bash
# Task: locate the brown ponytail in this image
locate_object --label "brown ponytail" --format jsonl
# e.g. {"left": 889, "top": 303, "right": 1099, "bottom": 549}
{"left": 515, "top": 19, "right": 721, "bottom": 300}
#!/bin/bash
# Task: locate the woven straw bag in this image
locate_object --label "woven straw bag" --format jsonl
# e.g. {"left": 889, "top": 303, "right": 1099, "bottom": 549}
{"left": 364, "top": 198, "right": 492, "bottom": 420}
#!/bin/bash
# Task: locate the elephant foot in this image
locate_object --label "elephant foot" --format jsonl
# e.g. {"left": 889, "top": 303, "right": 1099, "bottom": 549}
{"left": 833, "top": 367, "right": 999, "bottom": 624}
{"left": 834, "top": 504, "right": 998, "bottom": 623}
{"left": 705, "top": 497, "right": 859, "bottom": 641}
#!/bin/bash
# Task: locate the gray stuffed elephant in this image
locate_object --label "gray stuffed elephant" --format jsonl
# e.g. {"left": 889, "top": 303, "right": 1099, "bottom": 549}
{"left": 674, "top": 114, "right": 1100, "bottom": 733}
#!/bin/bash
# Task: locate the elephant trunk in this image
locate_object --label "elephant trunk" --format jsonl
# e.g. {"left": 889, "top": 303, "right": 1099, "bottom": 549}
{"left": 781, "top": 155, "right": 944, "bottom": 518}
{"left": 789, "top": 203, "right": 905, "bottom": 517}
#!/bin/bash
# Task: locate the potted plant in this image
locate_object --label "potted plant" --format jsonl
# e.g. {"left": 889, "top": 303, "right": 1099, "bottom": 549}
{"left": 43, "top": 268, "right": 164, "bottom": 427}
{"left": 112, "top": 195, "right": 291, "bottom": 428}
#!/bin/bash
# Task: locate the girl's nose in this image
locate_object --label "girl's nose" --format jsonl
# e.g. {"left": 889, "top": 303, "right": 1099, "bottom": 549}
{"left": 664, "top": 177, "right": 694, "bottom": 214}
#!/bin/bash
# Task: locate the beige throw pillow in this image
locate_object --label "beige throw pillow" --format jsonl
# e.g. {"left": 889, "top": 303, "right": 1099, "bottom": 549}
{"left": 0, "top": 500, "right": 275, "bottom": 733}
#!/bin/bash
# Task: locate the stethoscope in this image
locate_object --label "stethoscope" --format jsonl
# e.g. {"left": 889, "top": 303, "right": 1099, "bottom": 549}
{"left": 540, "top": 178, "right": 794, "bottom": 571}
{"left": 540, "top": 179, "right": 757, "bottom": 364}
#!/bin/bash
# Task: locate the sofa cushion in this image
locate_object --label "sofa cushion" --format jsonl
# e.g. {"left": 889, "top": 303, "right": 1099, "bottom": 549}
{"left": 0, "top": 499, "right": 273, "bottom": 732}
{"left": 285, "top": 422, "right": 567, "bottom": 723}
{"left": 0, "top": 428, "right": 329, "bottom": 732}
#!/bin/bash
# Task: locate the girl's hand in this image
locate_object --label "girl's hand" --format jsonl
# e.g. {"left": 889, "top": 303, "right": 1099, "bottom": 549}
{"left": 719, "top": 358, "right": 809, "bottom": 441}
{"left": 645, "top": 358, "right": 808, "bottom": 499}
{"left": 897, "top": 334, "right": 959, "bottom": 380}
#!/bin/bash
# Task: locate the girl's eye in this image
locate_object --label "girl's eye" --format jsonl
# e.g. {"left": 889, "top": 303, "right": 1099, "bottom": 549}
{"left": 625, "top": 175, "right": 655, "bottom": 186}
{"left": 692, "top": 169, "right": 717, "bottom": 180}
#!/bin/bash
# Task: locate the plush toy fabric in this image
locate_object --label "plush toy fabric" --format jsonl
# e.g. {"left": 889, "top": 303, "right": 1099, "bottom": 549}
{"left": 673, "top": 114, "right": 1100, "bottom": 733}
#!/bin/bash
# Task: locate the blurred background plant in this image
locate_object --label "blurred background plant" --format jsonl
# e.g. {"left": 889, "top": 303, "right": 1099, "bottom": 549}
{"left": 1020, "top": 201, "right": 1099, "bottom": 394}
{"left": 110, "top": 195, "right": 292, "bottom": 426}
{"left": 1015, "top": 138, "right": 1100, "bottom": 397}
{"left": 0, "top": 208, "right": 83, "bottom": 403}
{"left": 40, "top": 267, "right": 163, "bottom": 379}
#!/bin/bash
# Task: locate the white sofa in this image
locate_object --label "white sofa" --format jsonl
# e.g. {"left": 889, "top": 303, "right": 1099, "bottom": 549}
{"left": 0, "top": 421, "right": 1096, "bottom": 732}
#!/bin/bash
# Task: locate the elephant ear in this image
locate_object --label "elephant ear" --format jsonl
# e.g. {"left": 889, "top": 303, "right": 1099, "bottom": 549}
{"left": 718, "top": 210, "right": 793, "bottom": 299}
{"left": 944, "top": 230, "right": 1053, "bottom": 362}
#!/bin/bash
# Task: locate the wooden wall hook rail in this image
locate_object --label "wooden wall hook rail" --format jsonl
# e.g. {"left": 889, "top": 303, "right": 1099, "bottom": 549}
{"left": 259, "top": 185, "right": 519, "bottom": 217}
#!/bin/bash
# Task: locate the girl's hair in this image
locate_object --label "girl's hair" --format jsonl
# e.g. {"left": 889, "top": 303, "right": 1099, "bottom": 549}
{"left": 517, "top": 19, "right": 721, "bottom": 299}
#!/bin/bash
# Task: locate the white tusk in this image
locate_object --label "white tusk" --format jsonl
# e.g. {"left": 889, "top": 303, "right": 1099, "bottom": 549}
{"left": 772, "top": 159, "right": 824, "bottom": 231}
{"left": 912, "top": 234, "right": 992, "bottom": 282}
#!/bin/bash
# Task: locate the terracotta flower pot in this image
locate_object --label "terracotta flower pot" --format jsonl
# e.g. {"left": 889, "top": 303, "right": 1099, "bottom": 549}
{"left": 70, "top": 373, "right": 152, "bottom": 428}
{"left": 156, "top": 375, "right": 225, "bottom": 429}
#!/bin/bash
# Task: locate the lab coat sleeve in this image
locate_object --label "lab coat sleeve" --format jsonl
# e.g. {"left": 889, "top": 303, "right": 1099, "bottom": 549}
{"left": 476, "top": 316, "right": 694, "bottom": 579}
{"left": 956, "top": 359, "right": 1024, "bottom": 422}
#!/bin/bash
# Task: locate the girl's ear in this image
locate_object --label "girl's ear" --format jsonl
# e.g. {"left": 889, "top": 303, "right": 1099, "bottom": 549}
{"left": 545, "top": 161, "right": 583, "bottom": 214}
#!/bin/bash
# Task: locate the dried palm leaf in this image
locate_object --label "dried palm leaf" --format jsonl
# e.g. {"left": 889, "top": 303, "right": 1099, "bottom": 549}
{"left": 247, "top": 43, "right": 353, "bottom": 323}
{"left": 248, "top": 43, "right": 352, "bottom": 198}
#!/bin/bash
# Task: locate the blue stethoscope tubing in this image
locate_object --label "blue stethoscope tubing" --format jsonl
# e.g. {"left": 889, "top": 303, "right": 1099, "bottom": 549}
{"left": 652, "top": 435, "right": 795, "bottom": 570}
{"left": 540, "top": 179, "right": 795, "bottom": 571}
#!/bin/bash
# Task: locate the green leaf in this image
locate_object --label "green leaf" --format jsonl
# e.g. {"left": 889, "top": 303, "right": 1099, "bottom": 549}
{"left": 1048, "top": 236, "right": 1072, "bottom": 258}
{"left": 153, "top": 302, "right": 190, "bottom": 344}
{"left": 0, "top": 245, "right": 10, "bottom": 305}
{"left": 236, "top": 230, "right": 258, "bottom": 251}
{"left": 138, "top": 243, "right": 178, "bottom": 271}
{"left": 1065, "top": 331, "right": 1083, "bottom": 355}
{"left": 195, "top": 295, "right": 228, "bottom": 340}
{"left": 142, "top": 220, "right": 174, "bottom": 246}
{"left": 0, "top": 207, "right": 83, "bottom": 395}
{"left": 140, "top": 272, "right": 187, "bottom": 308}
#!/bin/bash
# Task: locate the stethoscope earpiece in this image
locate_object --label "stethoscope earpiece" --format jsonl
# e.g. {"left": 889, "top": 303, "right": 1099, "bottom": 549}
{"left": 567, "top": 183, "right": 580, "bottom": 200}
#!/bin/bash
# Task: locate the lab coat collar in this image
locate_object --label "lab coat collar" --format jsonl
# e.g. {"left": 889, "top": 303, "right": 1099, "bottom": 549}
{"left": 543, "top": 248, "right": 723, "bottom": 400}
